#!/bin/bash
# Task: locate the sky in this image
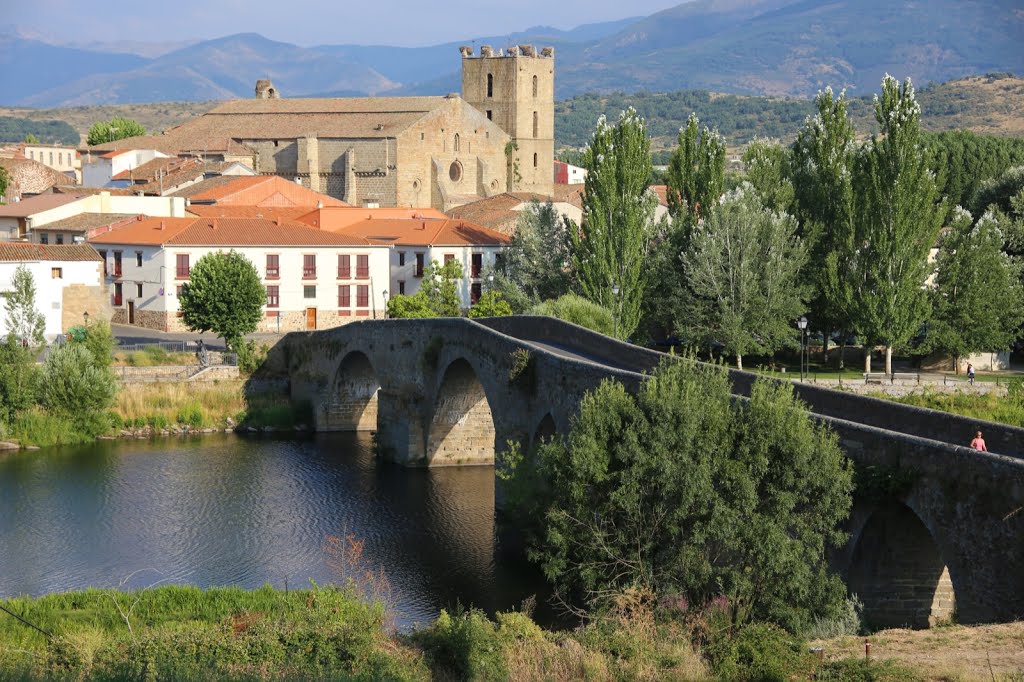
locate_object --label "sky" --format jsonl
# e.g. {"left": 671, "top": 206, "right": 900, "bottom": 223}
{"left": 8, "top": 0, "right": 681, "bottom": 48}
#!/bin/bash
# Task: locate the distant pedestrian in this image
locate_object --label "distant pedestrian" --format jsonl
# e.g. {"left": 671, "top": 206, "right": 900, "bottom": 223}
{"left": 970, "top": 430, "right": 987, "bottom": 452}
{"left": 966, "top": 362, "right": 975, "bottom": 385}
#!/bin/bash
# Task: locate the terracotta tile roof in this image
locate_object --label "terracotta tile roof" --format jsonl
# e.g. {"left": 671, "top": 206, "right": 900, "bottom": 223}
{"left": 35, "top": 213, "right": 140, "bottom": 234}
{"left": 111, "top": 156, "right": 204, "bottom": 182}
{"left": 651, "top": 184, "right": 670, "bottom": 208}
{"left": 100, "top": 150, "right": 134, "bottom": 159}
{"left": 187, "top": 205, "right": 315, "bottom": 222}
{"left": 553, "top": 184, "right": 584, "bottom": 208}
{"left": 331, "top": 217, "right": 511, "bottom": 247}
{"left": 0, "top": 243, "right": 102, "bottom": 262}
{"left": 89, "top": 216, "right": 373, "bottom": 247}
{"left": 0, "top": 193, "right": 83, "bottom": 217}
{"left": 446, "top": 192, "right": 551, "bottom": 234}
{"left": 298, "top": 206, "right": 448, "bottom": 231}
{"left": 53, "top": 186, "right": 137, "bottom": 196}
{"left": 173, "top": 175, "right": 349, "bottom": 207}
{"left": 210, "top": 96, "right": 449, "bottom": 116}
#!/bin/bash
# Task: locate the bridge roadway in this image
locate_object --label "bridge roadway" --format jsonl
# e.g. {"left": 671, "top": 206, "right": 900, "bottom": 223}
{"left": 276, "top": 316, "right": 1024, "bottom": 627}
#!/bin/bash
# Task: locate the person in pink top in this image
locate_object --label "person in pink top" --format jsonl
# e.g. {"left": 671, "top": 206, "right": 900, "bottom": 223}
{"left": 970, "top": 431, "right": 987, "bottom": 452}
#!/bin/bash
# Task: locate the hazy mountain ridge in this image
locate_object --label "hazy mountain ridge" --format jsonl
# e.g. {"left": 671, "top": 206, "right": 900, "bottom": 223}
{"left": 1, "top": 1, "right": 1022, "bottom": 106}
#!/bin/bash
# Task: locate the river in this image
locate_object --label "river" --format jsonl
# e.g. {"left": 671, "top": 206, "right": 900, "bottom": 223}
{"left": 0, "top": 433, "right": 552, "bottom": 627}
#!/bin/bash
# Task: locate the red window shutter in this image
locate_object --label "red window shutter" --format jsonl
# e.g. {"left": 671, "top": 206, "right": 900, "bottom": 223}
{"left": 303, "top": 254, "right": 316, "bottom": 278}
{"left": 339, "top": 285, "right": 351, "bottom": 308}
{"left": 356, "top": 254, "right": 369, "bottom": 279}
{"left": 356, "top": 285, "right": 369, "bottom": 308}
{"left": 338, "top": 254, "right": 351, "bottom": 279}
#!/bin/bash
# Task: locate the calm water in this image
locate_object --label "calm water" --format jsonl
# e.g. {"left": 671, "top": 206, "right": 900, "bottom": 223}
{"left": 0, "top": 433, "right": 550, "bottom": 626}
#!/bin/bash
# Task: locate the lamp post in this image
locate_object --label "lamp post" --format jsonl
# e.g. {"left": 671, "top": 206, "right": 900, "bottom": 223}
{"left": 83, "top": 311, "right": 90, "bottom": 327}
{"left": 611, "top": 284, "right": 620, "bottom": 339}
{"left": 797, "top": 316, "right": 808, "bottom": 382}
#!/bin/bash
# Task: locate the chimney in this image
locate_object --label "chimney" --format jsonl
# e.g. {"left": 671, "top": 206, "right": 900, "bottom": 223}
{"left": 159, "top": 220, "right": 165, "bottom": 230}
{"left": 212, "top": 219, "right": 218, "bottom": 230}
{"left": 317, "top": 200, "right": 323, "bottom": 209}
{"left": 275, "top": 216, "right": 281, "bottom": 226}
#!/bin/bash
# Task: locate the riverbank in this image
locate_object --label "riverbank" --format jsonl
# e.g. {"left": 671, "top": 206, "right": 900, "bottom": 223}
{"left": 3, "top": 584, "right": 989, "bottom": 681}
{"left": 0, "top": 380, "right": 308, "bottom": 450}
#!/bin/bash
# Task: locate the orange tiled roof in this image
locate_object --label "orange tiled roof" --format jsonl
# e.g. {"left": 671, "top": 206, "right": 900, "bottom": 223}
{"left": 331, "top": 217, "right": 511, "bottom": 247}
{"left": 297, "top": 206, "right": 448, "bottom": 231}
{"left": 0, "top": 193, "right": 83, "bottom": 217}
{"left": 186, "top": 205, "right": 317, "bottom": 222}
{"left": 89, "top": 216, "right": 373, "bottom": 247}
{"left": 447, "top": 192, "right": 552, "bottom": 235}
{"left": 179, "top": 175, "right": 349, "bottom": 207}
{"left": 0, "top": 243, "right": 102, "bottom": 262}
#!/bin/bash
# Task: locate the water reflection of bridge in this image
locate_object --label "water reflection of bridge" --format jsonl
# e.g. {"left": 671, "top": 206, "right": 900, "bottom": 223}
{"left": 266, "top": 316, "right": 1024, "bottom": 629}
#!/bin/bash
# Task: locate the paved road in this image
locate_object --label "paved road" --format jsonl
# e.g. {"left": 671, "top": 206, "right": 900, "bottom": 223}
{"left": 521, "top": 340, "right": 645, "bottom": 374}
{"left": 110, "top": 324, "right": 285, "bottom": 351}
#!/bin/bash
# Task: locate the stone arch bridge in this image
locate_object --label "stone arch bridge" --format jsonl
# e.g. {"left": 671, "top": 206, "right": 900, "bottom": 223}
{"left": 262, "top": 316, "right": 1024, "bottom": 628}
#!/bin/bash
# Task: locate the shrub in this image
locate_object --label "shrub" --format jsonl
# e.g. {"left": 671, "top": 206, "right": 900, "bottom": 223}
{"left": 412, "top": 607, "right": 507, "bottom": 680}
{"left": 235, "top": 340, "right": 269, "bottom": 376}
{"left": 705, "top": 622, "right": 814, "bottom": 682}
{"left": 816, "top": 657, "right": 926, "bottom": 681}
{"left": 175, "top": 403, "right": 205, "bottom": 428}
{"left": 529, "top": 293, "right": 616, "bottom": 337}
{"left": 39, "top": 345, "right": 117, "bottom": 416}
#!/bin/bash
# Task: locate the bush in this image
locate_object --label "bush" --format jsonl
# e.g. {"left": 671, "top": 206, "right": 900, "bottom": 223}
{"left": 175, "top": 403, "right": 205, "bottom": 428}
{"left": 816, "top": 657, "right": 925, "bottom": 681}
{"left": 412, "top": 607, "right": 507, "bottom": 680}
{"left": 39, "top": 345, "right": 117, "bottom": 416}
{"left": 529, "top": 293, "right": 616, "bottom": 337}
{"left": 235, "top": 340, "right": 268, "bottom": 376}
{"left": 705, "top": 622, "right": 814, "bottom": 682}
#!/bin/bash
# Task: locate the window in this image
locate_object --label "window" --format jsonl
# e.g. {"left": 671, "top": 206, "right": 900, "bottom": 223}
{"left": 471, "top": 282, "right": 482, "bottom": 304}
{"left": 55, "top": 234, "right": 64, "bottom": 245}
{"left": 420, "top": 132, "right": 425, "bottom": 141}
{"left": 266, "top": 285, "right": 279, "bottom": 308}
{"left": 444, "top": 254, "right": 455, "bottom": 266}
{"left": 338, "top": 285, "right": 350, "bottom": 308}
{"left": 449, "top": 161, "right": 462, "bottom": 182}
{"left": 304, "top": 285, "right": 316, "bottom": 299}
{"left": 175, "top": 254, "right": 188, "bottom": 279}
{"left": 415, "top": 253, "right": 425, "bottom": 277}
{"left": 356, "top": 254, "right": 369, "bottom": 279}
{"left": 533, "top": 111, "right": 539, "bottom": 138}
{"left": 51, "top": 267, "right": 63, "bottom": 279}
{"left": 471, "top": 253, "right": 482, "bottom": 278}
{"left": 303, "top": 254, "right": 316, "bottom": 279}
{"left": 532, "top": 75, "right": 538, "bottom": 97}
{"left": 533, "top": 153, "right": 538, "bottom": 168}
{"left": 266, "top": 254, "right": 279, "bottom": 279}
{"left": 398, "top": 280, "right": 405, "bottom": 295}
{"left": 113, "top": 282, "right": 123, "bottom": 306}
{"left": 40, "top": 234, "right": 48, "bottom": 245}
{"left": 49, "top": 151, "right": 53, "bottom": 165}
{"left": 486, "top": 110, "right": 492, "bottom": 121}
{"left": 337, "top": 254, "right": 351, "bottom": 279}
{"left": 113, "top": 251, "right": 123, "bottom": 277}
{"left": 135, "top": 251, "right": 143, "bottom": 267}
{"left": 453, "top": 133, "right": 460, "bottom": 153}
{"left": 398, "top": 252, "right": 405, "bottom": 266}
{"left": 494, "top": 252, "right": 504, "bottom": 270}
{"left": 356, "top": 285, "right": 369, "bottom": 308}
{"left": 176, "top": 285, "right": 183, "bottom": 297}
{"left": 487, "top": 73, "right": 493, "bottom": 97}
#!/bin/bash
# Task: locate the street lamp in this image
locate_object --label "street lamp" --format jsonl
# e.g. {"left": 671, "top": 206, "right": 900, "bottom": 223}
{"left": 82, "top": 311, "right": 90, "bottom": 327}
{"left": 797, "top": 316, "right": 808, "bottom": 382}
{"left": 611, "top": 284, "right": 620, "bottom": 339}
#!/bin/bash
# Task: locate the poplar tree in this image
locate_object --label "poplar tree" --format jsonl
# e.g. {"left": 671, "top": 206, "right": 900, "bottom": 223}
{"left": 791, "top": 87, "right": 857, "bottom": 366}
{"left": 924, "top": 207, "right": 1024, "bottom": 370}
{"left": 3, "top": 265, "right": 45, "bottom": 347}
{"left": 850, "top": 76, "right": 945, "bottom": 374}
{"left": 741, "top": 138, "right": 794, "bottom": 215}
{"left": 568, "top": 108, "right": 657, "bottom": 339}
{"left": 666, "top": 112, "right": 726, "bottom": 226}
{"left": 681, "top": 185, "right": 807, "bottom": 370}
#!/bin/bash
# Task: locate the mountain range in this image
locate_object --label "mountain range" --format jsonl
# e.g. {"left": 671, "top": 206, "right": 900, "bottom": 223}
{"left": 2, "top": 0, "right": 1022, "bottom": 107}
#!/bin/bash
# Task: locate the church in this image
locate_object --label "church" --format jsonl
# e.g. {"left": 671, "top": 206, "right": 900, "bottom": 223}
{"left": 88, "top": 46, "right": 554, "bottom": 211}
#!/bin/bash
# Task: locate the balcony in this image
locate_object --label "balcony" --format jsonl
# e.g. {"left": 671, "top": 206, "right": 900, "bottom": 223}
{"left": 303, "top": 267, "right": 317, "bottom": 279}
{"left": 175, "top": 268, "right": 189, "bottom": 279}
{"left": 266, "top": 267, "right": 280, "bottom": 279}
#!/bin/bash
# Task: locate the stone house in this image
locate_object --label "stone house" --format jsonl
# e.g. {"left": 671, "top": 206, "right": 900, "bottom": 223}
{"left": 0, "top": 157, "right": 76, "bottom": 203}
{"left": 0, "top": 243, "right": 109, "bottom": 341}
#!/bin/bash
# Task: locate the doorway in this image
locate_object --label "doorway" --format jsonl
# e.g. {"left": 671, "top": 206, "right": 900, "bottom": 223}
{"left": 306, "top": 307, "right": 317, "bottom": 330}
{"left": 127, "top": 300, "right": 135, "bottom": 324}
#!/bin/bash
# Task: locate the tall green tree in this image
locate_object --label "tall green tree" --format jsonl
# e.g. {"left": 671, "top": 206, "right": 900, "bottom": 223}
{"left": 924, "top": 207, "right": 1024, "bottom": 370}
{"left": 666, "top": 112, "right": 726, "bottom": 225}
{"left": 0, "top": 165, "right": 8, "bottom": 202}
{"left": 568, "top": 108, "right": 657, "bottom": 339}
{"left": 3, "top": 264, "right": 46, "bottom": 347}
{"left": 0, "top": 338, "right": 37, "bottom": 423}
{"left": 681, "top": 185, "right": 807, "bottom": 370}
{"left": 791, "top": 87, "right": 858, "bottom": 366}
{"left": 850, "top": 76, "right": 946, "bottom": 374}
{"left": 494, "top": 201, "right": 572, "bottom": 305}
{"left": 86, "top": 116, "right": 146, "bottom": 146}
{"left": 741, "top": 138, "right": 794, "bottom": 214}
{"left": 179, "top": 251, "right": 265, "bottom": 350}
{"left": 39, "top": 344, "right": 117, "bottom": 416}
{"left": 23, "top": 133, "right": 39, "bottom": 144}
{"left": 513, "top": 358, "right": 852, "bottom": 631}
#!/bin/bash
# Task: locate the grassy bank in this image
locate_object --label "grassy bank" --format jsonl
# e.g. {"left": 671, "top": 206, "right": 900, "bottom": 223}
{"left": 1, "top": 381, "right": 309, "bottom": 448}
{"left": 872, "top": 388, "right": 1024, "bottom": 429}
{"left": 0, "top": 585, "right": 986, "bottom": 681}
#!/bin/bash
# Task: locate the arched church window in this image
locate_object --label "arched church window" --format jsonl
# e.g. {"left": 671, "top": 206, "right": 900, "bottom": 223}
{"left": 532, "top": 75, "right": 538, "bottom": 97}
{"left": 533, "top": 111, "right": 539, "bottom": 138}
{"left": 487, "top": 74, "right": 493, "bottom": 98}
{"left": 533, "top": 153, "right": 538, "bottom": 168}
{"left": 454, "top": 134, "right": 460, "bottom": 153}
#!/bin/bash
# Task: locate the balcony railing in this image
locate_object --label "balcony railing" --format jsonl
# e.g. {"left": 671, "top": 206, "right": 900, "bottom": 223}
{"left": 303, "top": 267, "right": 317, "bottom": 279}
{"left": 266, "top": 267, "right": 280, "bottom": 279}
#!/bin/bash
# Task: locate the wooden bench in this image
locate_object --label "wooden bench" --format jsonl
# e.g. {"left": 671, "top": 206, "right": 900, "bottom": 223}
{"left": 863, "top": 372, "right": 921, "bottom": 384}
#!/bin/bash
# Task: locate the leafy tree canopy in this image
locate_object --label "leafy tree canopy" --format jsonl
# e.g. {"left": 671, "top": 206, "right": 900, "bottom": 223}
{"left": 528, "top": 293, "right": 615, "bottom": 337}
{"left": 511, "top": 358, "right": 853, "bottom": 631}
{"left": 493, "top": 202, "right": 573, "bottom": 306}
{"left": 0, "top": 117, "right": 78, "bottom": 146}
{"left": 87, "top": 116, "right": 146, "bottom": 146}
{"left": 467, "top": 290, "right": 512, "bottom": 318}
{"left": 3, "top": 264, "right": 45, "bottom": 347}
{"left": 179, "top": 252, "right": 265, "bottom": 349}
{"left": 387, "top": 259, "right": 463, "bottom": 318}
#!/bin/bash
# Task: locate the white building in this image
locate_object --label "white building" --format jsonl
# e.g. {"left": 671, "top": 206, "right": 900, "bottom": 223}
{"left": 0, "top": 243, "right": 107, "bottom": 341}
{"left": 82, "top": 149, "right": 169, "bottom": 188}
{"left": 89, "top": 216, "right": 392, "bottom": 332}
{"left": 24, "top": 144, "right": 81, "bottom": 182}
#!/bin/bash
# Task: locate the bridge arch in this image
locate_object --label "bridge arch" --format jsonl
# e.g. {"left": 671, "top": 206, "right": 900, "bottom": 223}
{"left": 846, "top": 501, "right": 956, "bottom": 629}
{"left": 324, "top": 351, "right": 380, "bottom": 431}
{"left": 426, "top": 358, "right": 497, "bottom": 465}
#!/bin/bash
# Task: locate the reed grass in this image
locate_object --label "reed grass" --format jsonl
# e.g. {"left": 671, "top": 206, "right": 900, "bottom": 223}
{"left": 113, "top": 381, "right": 248, "bottom": 428}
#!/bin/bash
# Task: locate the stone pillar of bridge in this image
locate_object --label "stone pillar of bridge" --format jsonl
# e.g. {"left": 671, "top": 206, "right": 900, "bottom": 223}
{"left": 375, "top": 389, "right": 427, "bottom": 465}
